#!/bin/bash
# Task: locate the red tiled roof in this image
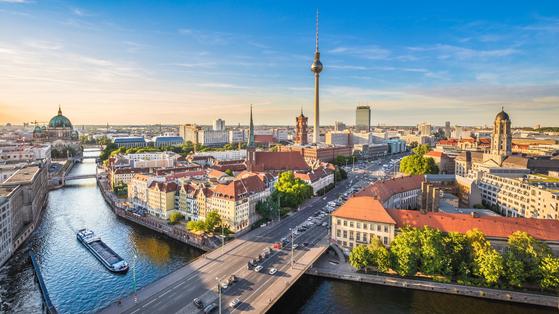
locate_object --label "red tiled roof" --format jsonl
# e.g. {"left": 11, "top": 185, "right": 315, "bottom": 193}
{"left": 332, "top": 196, "right": 396, "bottom": 224}
{"left": 387, "top": 209, "right": 559, "bottom": 242}
{"left": 208, "top": 169, "right": 227, "bottom": 178}
{"left": 425, "top": 151, "right": 444, "bottom": 158}
{"left": 250, "top": 151, "right": 309, "bottom": 171}
{"left": 164, "top": 170, "right": 206, "bottom": 180}
{"left": 148, "top": 181, "right": 178, "bottom": 192}
{"left": 356, "top": 175, "right": 424, "bottom": 203}
{"left": 294, "top": 167, "right": 332, "bottom": 182}
{"left": 213, "top": 173, "right": 267, "bottom": 201}
{"left": 437, "top": 139, "right": 458, "bottom": 146}
{"left": 211, "top": 163, "right": 247, "bottom": 172}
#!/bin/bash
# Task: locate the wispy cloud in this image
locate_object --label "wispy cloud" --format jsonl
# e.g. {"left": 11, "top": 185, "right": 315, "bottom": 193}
{"left": 329, "top": 45, "right": 391, "bottom": 60}
{"left": 196, "top": 82, "right": 248, "bottom": 89}
{"left": 24, "top": 40, "right": 62, "bottom": 50}
{"left": 0, "top": 0, "right": 31, "bottom": 3}
{"left": 178, "top": 28, "right": 233, "bottom": 45}
{"left": 71, "top": 7, "right": 88, "bottom": 17}
{"left": 408, "top": 44, "right": 519, "bottom": 60}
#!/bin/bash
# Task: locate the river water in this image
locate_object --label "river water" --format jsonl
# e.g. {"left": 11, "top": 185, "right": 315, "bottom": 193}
{"left": 1, "top": 150, "right": 558, "bottom": 314}
{"left": 0, "top": 150, "right": 203, "bottom": 313}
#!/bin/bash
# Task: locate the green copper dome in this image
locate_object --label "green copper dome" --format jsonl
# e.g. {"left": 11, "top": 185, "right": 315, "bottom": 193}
{"left": 49, "top": 106, "right": 73, "bottom": 128}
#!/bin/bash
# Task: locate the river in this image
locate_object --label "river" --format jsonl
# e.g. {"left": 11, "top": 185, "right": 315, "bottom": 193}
{"left": 1, "top": 150, "right": 557, "bottom": 314}
{"left": 0, "top": 150, "right": 203, "bottom": 313}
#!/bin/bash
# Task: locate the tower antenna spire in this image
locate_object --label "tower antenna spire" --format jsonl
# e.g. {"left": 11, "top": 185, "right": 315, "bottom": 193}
{"left": 315, "top": 9, "right": 319, "bottom": 53}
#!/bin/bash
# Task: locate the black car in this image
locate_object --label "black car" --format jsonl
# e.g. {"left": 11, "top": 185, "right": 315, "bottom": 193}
{"left": 193, "top": 298, "right": 204, "bottom": 309}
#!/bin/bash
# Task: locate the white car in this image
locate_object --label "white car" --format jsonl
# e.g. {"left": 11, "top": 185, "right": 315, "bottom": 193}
{"left": 268, "top": 267, "right": 277, "bottom": 275}
{"left": 229, "top": 298, "right": 241, "bottom": 308}
{"left": 254, "top": 265, "right": 263, "bottom": 272}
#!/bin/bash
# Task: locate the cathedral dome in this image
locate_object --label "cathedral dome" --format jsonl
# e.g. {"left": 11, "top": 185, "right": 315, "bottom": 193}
{"left": 49, "top": 106, "right": 73, "bottom": 129}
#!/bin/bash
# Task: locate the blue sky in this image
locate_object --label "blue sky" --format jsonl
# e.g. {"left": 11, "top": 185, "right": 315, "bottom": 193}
{"left": 0, "top": 0, "right": 558, "bottom": 126}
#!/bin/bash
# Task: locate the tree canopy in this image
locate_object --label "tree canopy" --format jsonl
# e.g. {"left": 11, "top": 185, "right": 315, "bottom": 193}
{"left": 274, "top": 171, "right": 313, "bottom": 208}
{"left": 399, "top": 144, "right": 439, "bottom": 175}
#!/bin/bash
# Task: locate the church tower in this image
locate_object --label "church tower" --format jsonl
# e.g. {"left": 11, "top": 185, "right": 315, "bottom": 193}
{"left": 491, "top": 107, "right": 512, "bottom": 157}
{"left": 295, "top": 108, "right": 309, "bottom": 145}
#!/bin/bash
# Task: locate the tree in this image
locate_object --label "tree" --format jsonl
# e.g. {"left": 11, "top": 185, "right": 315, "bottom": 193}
{"left": 419, "top": 227, "right": 452, "bottom": 277}
{"left": 466, "top": 229, "right": 504, "bottom": 286}
{"left": 443, "top": 232, "right": 473, "bottom": 280}
{"left": 186, "top": 220, "right": 206, "bottom": 233}
{"left": 507, "top": 231, "right": 551, "bottom": 283}
{"left": 274, "top": 171, "right": 313, "bottom": 208}
{"left": 539, "top": 256, "right": 559, "bottom": 290}
{"left": 224, "top": 169, "right": 233, "bottom": 176}
{"left": 389, "top": 227, "right": 421, "bottom": 276}
{"left": 168, "top": 211, "right": 184, "bottom": 224}
{"left": 368, "top": 236, "right": 391, "bottom": 272}
{"left": 476, "top": 247, "right": 504, "bottom": 286}
{"left": 399, "top": 144, "right": 439, "bottom": 175}
{"left": 412, "top": 144, "right": 430, "bottom": 156}
{"left": 205, "top": 211, "right": 223, "bottom": 233}
{"left": 349, "top": 245, "right": 373, "bottom": 270}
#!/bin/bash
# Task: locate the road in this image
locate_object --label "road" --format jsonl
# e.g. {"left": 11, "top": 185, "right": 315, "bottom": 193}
{"left": 100, "top": 153, "right": 405, "bottom": 314}
{"left": 100, "top": 174, "right": 354, "bottom": 314}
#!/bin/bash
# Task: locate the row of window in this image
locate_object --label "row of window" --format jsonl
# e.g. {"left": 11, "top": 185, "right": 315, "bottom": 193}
{"left": 336, "top": 219, "right": 389, "bottom": 233}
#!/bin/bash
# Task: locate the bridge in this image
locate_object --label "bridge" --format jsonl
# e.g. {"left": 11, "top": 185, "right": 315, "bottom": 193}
{"left": 64, "top": 174, "right": 97, "bottom": 181}
{"left": 98, "top": 177, "right": 352, "bottom": 314}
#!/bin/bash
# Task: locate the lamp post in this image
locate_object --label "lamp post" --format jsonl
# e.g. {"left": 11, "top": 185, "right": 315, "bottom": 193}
{"left": 215, "top": 277, "right": 222, "bottom": 314}
{"left": 221, "top": 225, "right": 225, "bottom": 253}
{"left": 290, "top": 228, "right": 294, "bottom": 269}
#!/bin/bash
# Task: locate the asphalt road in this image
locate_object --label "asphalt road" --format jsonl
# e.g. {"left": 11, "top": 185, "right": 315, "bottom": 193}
{"left": 101, "top": 154, "right": 403, "bottom": 314}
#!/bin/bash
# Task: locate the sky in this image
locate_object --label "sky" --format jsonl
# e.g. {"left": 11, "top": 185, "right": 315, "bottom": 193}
{"left": 0, "top": 1, "right": 558, "bottom": 127}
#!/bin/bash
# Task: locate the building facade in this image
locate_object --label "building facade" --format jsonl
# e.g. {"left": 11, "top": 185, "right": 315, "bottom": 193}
{"left": 355, "top": 105, "right": 371, "bottom": 132}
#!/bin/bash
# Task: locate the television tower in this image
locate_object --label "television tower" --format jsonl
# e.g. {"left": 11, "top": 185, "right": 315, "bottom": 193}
{"left": 310, "top": 9, "right": 323, "bottom": 144}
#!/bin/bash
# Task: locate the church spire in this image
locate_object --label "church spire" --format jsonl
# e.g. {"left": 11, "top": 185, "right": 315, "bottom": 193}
{"left": 58, "top": 105, "right": 62, "bottom": 115}
{"left": 248, "top": 105, "right": 255, "bottom": 148}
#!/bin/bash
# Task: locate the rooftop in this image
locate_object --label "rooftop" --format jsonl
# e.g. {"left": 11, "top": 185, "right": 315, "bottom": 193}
{"left": 332, "top": 196, "right": 396, "bottom": 225}
{"left": 356, "top": 175, "right": 424, "bottom": 203}
{"left": 2, "top": 166, "right": 41, "bottom": 185}
{"left": 387, "top": 209, "right": 559, "bottom": 242}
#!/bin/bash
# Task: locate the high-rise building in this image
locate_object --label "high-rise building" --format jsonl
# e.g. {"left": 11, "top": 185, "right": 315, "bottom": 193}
{"left": 355, "top": 105, "right": 371, "bottom": 131}
{"left": 334, "top": 121, "right": 346, "bottom": 131}
{"left": 444, "top": 121, "right": 451, "bottom": 138}
{"left": 491, "top": 107, "right": 512, "bottom": 157}
{"left": 213, "top": 118, "right": 225, "bottom": 131}
{"left": 295, "top": 109, "right": 308, "bottom": 145}
{"left": 418, "top": 122, "right": 432, "bottom": 136}
{"left": 310, "top": 10, "right": 323, "bottom": 144}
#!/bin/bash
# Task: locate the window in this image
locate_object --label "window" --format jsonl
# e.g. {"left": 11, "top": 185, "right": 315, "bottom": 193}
{"left": 336, "top": 230, "right": 341, "bottom": 237}
{"left": 343, "top": 230, "right": 347, "bottom": 238}
{"left": 356, "top": 222, "right": 361, "bottom": 229}
{"left": 336, "top": 219, "right": 341, "bottom": 225}
{"left": 384, "top": 225, "right": 388, "bottom": 233}
{"left": 343, "top": 220, "right": 347, "bottom": 227}
{"left": 349, "top": 222, "right": 354, "bottom": 228}
{"left": 377, "top": 225, "right": 381, "bottom": 231}
{"left": 383, "top": 237, "right": 388, "bottom": 245}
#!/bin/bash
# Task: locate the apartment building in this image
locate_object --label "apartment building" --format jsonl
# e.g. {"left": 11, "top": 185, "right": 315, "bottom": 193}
{"left": 478, "top": 172, "right": 559, "bottom": 219}
{"left": 0, "top": 197, "right": 12, "bottom": 266}
{"left": 147, "top": 182, "right": 178, "bottom": 219}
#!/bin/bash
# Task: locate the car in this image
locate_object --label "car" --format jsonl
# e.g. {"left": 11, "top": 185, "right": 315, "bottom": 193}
{"left": 292, "top": 243, "right": 299, "bottom": 249}
{"left": 229, "top": 298, "right": 241, "bottom": 308}
{"left": 193, "top": 298, "right": 204, "bottom": 309}
{"left": 203, "top": 303, "right": 217, "bottom": 313}
{"left": 229, "top": 275, "right": 237, "bottom": 283}
{"left": 254, "top": 265, "right": 263, "bottom": 272}
{"left": 322, "top": 222, "right": 328, "bottom": 227}
{"left": 268, "top": 267, "right": 278, "bottom": 275}
{"left": 303, "top": 242, "right": 309, "bottom": 247}
{"left": 220, "top": 281, "right": 228, "bottom": 289}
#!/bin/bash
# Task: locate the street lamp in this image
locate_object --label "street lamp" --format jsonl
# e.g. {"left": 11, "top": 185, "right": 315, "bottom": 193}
{"left": 215, "top": 277, "right": 222, "bottom": 314}
{"left": 221, "top": 225, "right": 225, "bottom": 253}
{"left": 290, "top": 228, "right": 294, "bottom": 269}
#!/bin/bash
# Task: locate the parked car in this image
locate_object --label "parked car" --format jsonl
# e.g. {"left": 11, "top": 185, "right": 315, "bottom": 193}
{"left": 193, "top": 298, "right": 204, "bottom": 309}
{"left": 229, "top": 298, "right": 241, "bottom": 308}
{"left": 203, "top": 303, "right": 217, "bottom": 313}
{"left": 268, "top": 267, "right": 278, "bottom": 275}
{"left": 254, "top": 265, "right": 263, "bottom": 272}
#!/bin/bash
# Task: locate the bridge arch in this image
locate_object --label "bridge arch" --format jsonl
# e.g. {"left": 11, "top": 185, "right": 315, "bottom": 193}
{"left": 328, "top": 243, "right": 345, "bottom": 263}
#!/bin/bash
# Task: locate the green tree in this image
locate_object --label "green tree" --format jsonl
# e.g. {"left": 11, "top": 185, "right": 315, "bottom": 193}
{"left": 224, "top": 169, "right": 234, "bottom": 176}
{"left": 274, "top": 171, "right": 313, "bottom": 208}
{"left": 205, "top": 211, "right": 223, "bottom": 233}
{"left": 419, "top": 227, "right": 452, "bottom": 277}
{"left": 349, "top": 245, "right": 373, "bottom": 270}
{"left": 507, "top": 231, "right": 552, "bottom": 283}
{"left": 477, "top": 247, "right": 504, "bottom": 286}
{"left": 399, "top": 144, "right": 439, "bottom": 175}
{"left": 389, "top": 227, "right": 421, "bottom": 276}
{"left": 369, "top": 236, "right": 391, "bottom": 272}
{"left": 186, "top": 220, "right": 206, "bottom": 233}
{"left": 443, "top": 232, "right": 473, "bottom": 280}
{"left": 168, "top": 211, "right": 184, "bottom": 224}
{"left": 539, "top": 256, "right": 559, "bottom": 290}
{"left": 503, "top": 251, "right": 526, "bottom": 288}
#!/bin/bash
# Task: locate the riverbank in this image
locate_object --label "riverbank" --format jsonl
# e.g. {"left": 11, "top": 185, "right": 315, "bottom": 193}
{"left": 307, "top": 253, "right": 559, "bottom": 308}
{"left": 96, "top": 176, "right": 216, "bottom": 252}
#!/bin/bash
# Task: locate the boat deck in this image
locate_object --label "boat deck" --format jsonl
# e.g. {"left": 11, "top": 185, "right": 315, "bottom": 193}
{"left": 89, "top": 240, "right": 121, "bottom": 266}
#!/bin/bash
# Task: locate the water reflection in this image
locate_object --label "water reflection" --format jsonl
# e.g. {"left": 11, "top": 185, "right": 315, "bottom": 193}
{"left": 131, "top": 233, "right": 172, "bottom": 266}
